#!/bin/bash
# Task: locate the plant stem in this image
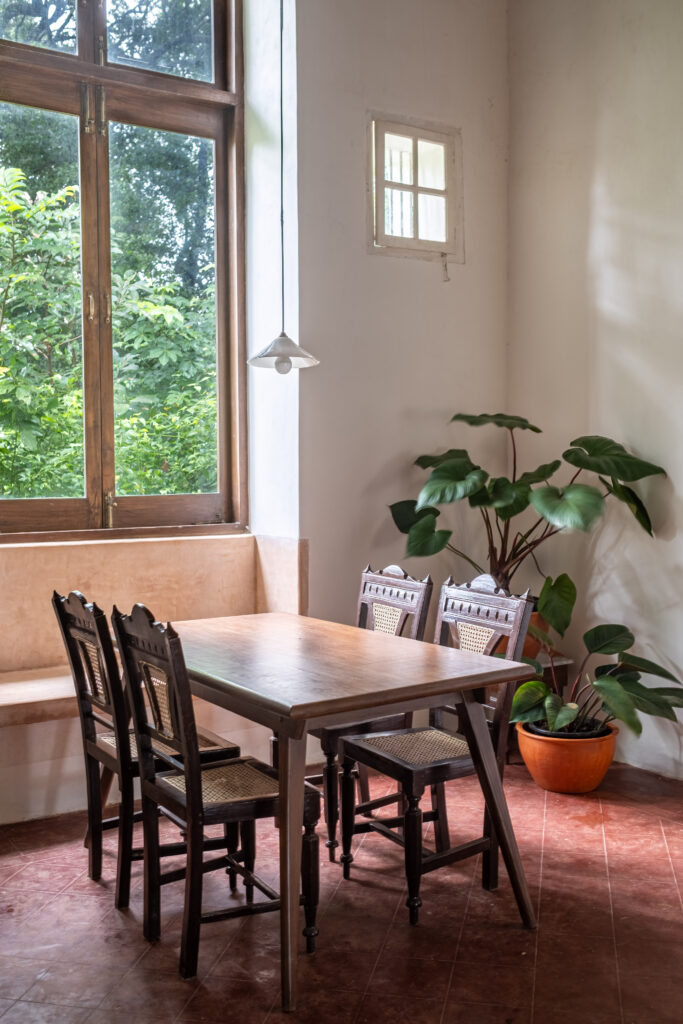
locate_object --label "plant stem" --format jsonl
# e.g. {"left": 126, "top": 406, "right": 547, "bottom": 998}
{"left": 445, "top": 543, "right": 486, "bottom": 578}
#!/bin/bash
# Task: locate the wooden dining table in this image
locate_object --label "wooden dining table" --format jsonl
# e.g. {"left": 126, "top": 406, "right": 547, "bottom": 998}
{"left": 174, "top": 611, "right": 537, "bottom": 1012}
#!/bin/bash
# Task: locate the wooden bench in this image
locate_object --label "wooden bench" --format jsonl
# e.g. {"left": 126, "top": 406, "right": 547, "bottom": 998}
{"left": 0, "top": 666, "right": 77, "bottom": 727}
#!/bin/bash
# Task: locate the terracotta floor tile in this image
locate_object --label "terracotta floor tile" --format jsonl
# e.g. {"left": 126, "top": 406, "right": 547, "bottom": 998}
{"left": 369, "top": 954, "right": 454, "bottom": 1001}
{"left": 620, "top": 969, "right": 683, "bottom": 1024}
{"left": 447, "top": 959, "right": 534, "bottom": 1008}
{"left": 266, "top": 986, "right": 364, "bottom": 1024}
{"left": 178, "top": 972, "right": 276, "bottom": 1022}
{"left": 20, "top": 960, "right": 124, "bottom": 1009}
{"left": 533, "top": 959, "right": 621, "bottom": 1019}
{"left": 0, "top": 1002, "right": 91, "bottom": 1023}
{"left": 355, "top": 992, "right": 446, "bottom": 1024}
{"left": 443, "top": 1000, "right": 531, "bottom": 1024}
{"left": 97, "top": 965, "right": 198, "bottom": 1017}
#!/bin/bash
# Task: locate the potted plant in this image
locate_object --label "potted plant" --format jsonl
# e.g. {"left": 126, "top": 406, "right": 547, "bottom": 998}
{"left": 390, "top": 412, "right": 665, "bottom": 595}
{"left": 510, "top": 575, "right": 682, "bottom": 792}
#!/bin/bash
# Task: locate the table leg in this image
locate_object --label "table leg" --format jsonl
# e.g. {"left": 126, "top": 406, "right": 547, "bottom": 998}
{"left": 459, "top": 691, "right": 537, "bottom": 929}
{"left": 277, "top": 730, "right": 307, "bottom": 1012}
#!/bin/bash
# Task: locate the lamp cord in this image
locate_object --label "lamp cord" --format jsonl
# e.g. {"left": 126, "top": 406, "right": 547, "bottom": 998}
{"left": 280, "top": 0, "right": 285, "bottom": 334}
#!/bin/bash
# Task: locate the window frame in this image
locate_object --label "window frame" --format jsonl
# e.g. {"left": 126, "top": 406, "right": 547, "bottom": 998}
{"left": 368, "top": 114, "right": 464, "bottom": 264}
{"left": 0, "top": 0, "right": 247, "bottom": 536}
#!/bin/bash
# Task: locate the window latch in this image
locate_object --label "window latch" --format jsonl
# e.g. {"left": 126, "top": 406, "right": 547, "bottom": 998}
{"left": 104, "top": 490, "right": 118, "bottom": 529}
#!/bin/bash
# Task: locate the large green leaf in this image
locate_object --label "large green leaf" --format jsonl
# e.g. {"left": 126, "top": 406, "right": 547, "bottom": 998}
{"left": 468, "top": 486, "right": 494, "bottom": 508}
{"left": 564, "top": 436, "right": 666, "bottom": 482}
{"left": 517, "top": 461, "right": 562, "bottom": 486}
{"left": 405, "top": 514, "right": 452, "bottom": 557}
{"left": 493, "top": 480, "right": 532, "bottom": 521}
{"left": 529, "top": 484, "right": 604, "bottom": 530}
{"left": 390, "top": 499, "right": 440, "bottom": 535}
{"left": 416, "top": 460, "right": 488, "bottom": 509}
{"left": 451, "top": 412, "right": 542, "bottom": 433}
{"left": 554, "top": 702, "right": 580, "bottom": 730}
{"left": 510, "top": 679, "right": 549, "bottom": 720}
{"left": 619, "top": 679, "right": 678, "bottom": 721}
{"left": 593, "top": 678, "right": 642, "bottom": 734}
{"left": 600, "top": 476, "right": 653, "bottom": 535}
{"left": 544, "top": 692, "right": 563, "bottom": 731}
{"left": 651, "top": 687, "right": 683, "bottom": 708}
{"left": 537, "top": 573, "right": 577, "bottom": 637}
{"left": 616, "top": 652, "right": 679, "bottom": 683}
{"left": 415, "top": 449, "right": 472, "bottom": 470}
{"left": 583, "top": 624, "right": 635, "bottom": 655}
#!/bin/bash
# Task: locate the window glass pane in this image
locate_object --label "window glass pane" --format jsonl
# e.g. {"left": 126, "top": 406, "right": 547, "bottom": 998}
{"left": 109, "top": 123, "right": 218, "bottom": 496}
{"left": 385, "top": 188, "right": 414, "bottom": 238}
{"left": 0, "top": 0, "right": 77, "bottom": 53}
{"left": 107, "top": 0, "right": 213, "bottom": 82}
{"left": 419, "top": 138, "right": 446, "bottom": 190}
{"left": 384, "top": 133, "right": 413, "bottom": 185}
{"left": 418, "top": 139, "right": 446, "bottom": 190}
{"left": 0, "top": 103, "right": 85, "bottom": 498}
{"left": 418, "top": 193, "right": 446, "bottom": 243}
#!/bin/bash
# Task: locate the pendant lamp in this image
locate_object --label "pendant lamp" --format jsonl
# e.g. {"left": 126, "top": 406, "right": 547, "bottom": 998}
{"left": 248, "top": 0, "right": 319, "bottom": 375}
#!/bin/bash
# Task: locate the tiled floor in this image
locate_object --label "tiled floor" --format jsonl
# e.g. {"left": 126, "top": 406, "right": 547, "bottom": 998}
{"left": 0, "top": 762, "right": 682, "bottom": 1024}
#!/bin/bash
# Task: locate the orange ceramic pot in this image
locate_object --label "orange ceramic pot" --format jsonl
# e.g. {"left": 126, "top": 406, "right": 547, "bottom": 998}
{"left": 516, "top": 722, "right": 618, "bottom": 794}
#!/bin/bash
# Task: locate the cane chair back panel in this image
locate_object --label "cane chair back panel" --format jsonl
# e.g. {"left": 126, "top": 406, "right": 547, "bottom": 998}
{"left": 112, "top": 604, "right": 199, "bottom": 793}
{"left": 358, "top": 564, "right": 432, "bottom": 641}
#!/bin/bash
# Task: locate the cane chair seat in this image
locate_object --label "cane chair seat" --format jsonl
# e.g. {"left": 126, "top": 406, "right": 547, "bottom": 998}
{"left": 340, "top": 574, "right": 533, "bottom": 925}
{"left": 161, "top": 759, "right": 280, "bottom": 804}
{"left": 358, "top": 728, "right": 470, "bottom": 766}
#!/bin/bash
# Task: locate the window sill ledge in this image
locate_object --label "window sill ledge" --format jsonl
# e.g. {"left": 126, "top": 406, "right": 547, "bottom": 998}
{"left": 0, "top": 667, "right": 76, "bottom": 727}
{"left": 0, "top": 522, "right": 250, "bottom": 546}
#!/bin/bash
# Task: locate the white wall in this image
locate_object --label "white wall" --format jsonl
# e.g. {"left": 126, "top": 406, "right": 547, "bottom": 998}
{"left": 295, "top": 0, "right": 511, "bottom": 626}
{"left": 508, "top": 0, "right": 683, "bottom": 776}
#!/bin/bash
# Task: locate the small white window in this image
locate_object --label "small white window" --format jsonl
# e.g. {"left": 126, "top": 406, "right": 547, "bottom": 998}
{"left": 369, "top": 117, "right": 464, "bottom": 263}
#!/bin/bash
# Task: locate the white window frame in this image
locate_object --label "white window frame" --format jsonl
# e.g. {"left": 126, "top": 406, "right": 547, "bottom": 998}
{"left": 368, "top": 114, "right": 464, "bottom": 263}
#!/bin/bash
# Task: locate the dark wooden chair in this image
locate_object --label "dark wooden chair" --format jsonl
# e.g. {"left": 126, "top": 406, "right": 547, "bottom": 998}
{"left": 112, "top": 602, "right": 321, "bottom": 979}
{"left": 273, "top": 565, "right": 432, "bottom": 861}
{"left": 52, "top": 590, "right": 241, "bottom": 909}
{"left": 339, "top": 574, "right": 533, "bottom": 924}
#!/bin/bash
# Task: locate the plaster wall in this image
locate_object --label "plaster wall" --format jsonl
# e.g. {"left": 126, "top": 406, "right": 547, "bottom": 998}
{"left": 295, "top": 0, "right": 511, "bottom": 626}
{"left": 508, "top": 0, "right": 683, "bottom": 776}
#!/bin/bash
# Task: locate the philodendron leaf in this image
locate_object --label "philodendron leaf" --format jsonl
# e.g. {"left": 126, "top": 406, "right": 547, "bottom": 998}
{"left": 616, "top": 652, "right": 679, "bottom": 683}
{"left": 510, "top": 679, "right": 549, "bottom": 721}
{"left": 451, "top": 412, "right": 542, "bottom": 433}
{"left": 537, "top": 573, "right": 577, "bottom": 637}
{"left": 389, "top": 499, "right": 440, "bottom": 535}
{"left": 619, "top": 679, "right": 678, "bottom": 721}
{"left": 521, "top": 656, "right": 543, "bottom": 676}
{"left": 527, "top": 621, "right": 555, "bottom": 649}
{"left": 406, "top": 514, "right": 451, "bottom": 557}
{"left": 494, "top": 481, "right": 532, "bottom": 521}
{"left": 415, "top": 449, "right": 472, "bottom": 470}
{"left": 593, "top": 678, "right": 642, "bottom": 734}
{"left": 651, "top": 687, "right": 683, "bottom": 708}
{"left": 544, "top": 692, "right": 563, "bottom": 731}
{"left": 600, "top": 476, "right": 653, "bottom": 535}
{"left": 517, "top": 461, "right": 562, "bottom": 486}
{"left": 554, "top": 702, "right": 580, "bottom": 730}
{"left": 563, "top": 435, "right": 666, "bottom": 482}
{"left": 468, "top": 486, "right": 494, "bottom": 508}
{"left": 529, "top": 483, "right": 604, "bottom": 531}
{"left": 416, "top": 460, "right": 488, "bottom": 509}
{"left": 583, "top": 624, "right": 635, "bottom": 655}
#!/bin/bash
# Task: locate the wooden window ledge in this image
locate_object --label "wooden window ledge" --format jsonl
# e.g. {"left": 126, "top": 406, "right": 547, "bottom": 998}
{"left": 0, "top": 667, "right": 76, "bottom": 727}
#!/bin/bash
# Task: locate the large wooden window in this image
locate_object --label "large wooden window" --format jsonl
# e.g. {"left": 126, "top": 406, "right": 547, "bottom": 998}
{"left": 0, "top": 0, "right": 245, "bottom": 534}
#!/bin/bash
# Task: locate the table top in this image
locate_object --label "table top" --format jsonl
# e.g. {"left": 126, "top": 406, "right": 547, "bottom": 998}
{"left": 173, "top": 612, "right": 534, "bottom": 722}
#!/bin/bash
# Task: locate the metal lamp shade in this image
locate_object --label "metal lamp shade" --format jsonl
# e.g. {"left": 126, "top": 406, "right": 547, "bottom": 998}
{"left": 248, "top": 331, "right": 320, "bottom": 374}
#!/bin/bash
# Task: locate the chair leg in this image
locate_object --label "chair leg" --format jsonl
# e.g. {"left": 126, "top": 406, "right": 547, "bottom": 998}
{"left": 180, "top": 821, "right": 204, "bottom": 979}
{"left": 404, "top": 791, "right": 424, "bottom": 926}
{"left": 142, "top": 794, "right": 161, "bottom": 943}
{"left": 430, "top": 782, "right": 450, "bottom": 853}
{"left": 357, "top": 763, "right": 372, "bottom": 811}
{"left": 224, "top": 822, "right": 240, "bottom": 892}
{"left": 270, "top": 734, "right": 279, "bottom": 770}
{"left": 340, "top": 756, "right": 356, "bottom": 880}
{"left": 115, "top": 776, "right": 135, "bottom": 909}
{"left": 84, "top": 765, "right": 114, "bottom": 850}
{"left": 322, "top": 751, "right": 339, "bottom": 861}
{"left": 301, "top": 819, "right": 319, "bottom": 953}
{"left": 84, "top": 755, "right": 103, "bottom": 882}
{"left": 481, "top": 807, "right": 499, "bottom": 890}
{"left": 240, "top": 819, "right": 256, "bottom": 903}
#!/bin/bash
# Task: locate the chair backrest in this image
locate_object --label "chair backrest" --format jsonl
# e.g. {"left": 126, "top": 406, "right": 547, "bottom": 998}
{"left": 357, "top": 564, "right": 432, "bottom": 640}
{"left": 111, "top": 603, "right": 202, "bottom": 808}
{"left": 431, "top": 574, "right": 534, "bottom": 755}
{"left": 52, "top": 590, "right": 132, "bottom": 767}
